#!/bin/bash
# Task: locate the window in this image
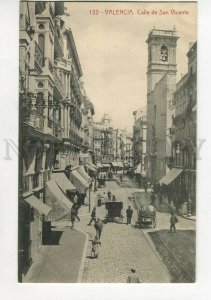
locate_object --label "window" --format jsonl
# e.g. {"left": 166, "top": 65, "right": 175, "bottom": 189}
{"left": 38, "top": 23, "right": 45, "bottom": 30}
{"left": 37, "top": 82, "right": 44, "bottom": 88}
{"left": 36, "top": 92, "right": 44, "bottom": 114}
{"left": 160, "top": 45, "right": 168, "bottom": 62}
{"left": 38, "top": 34, "right": 45, "bottom": 54}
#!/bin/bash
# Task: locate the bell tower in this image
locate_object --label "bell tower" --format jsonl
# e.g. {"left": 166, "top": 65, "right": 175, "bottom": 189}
{"left": 146, "top": 28, "right": 179, "bottom": 94}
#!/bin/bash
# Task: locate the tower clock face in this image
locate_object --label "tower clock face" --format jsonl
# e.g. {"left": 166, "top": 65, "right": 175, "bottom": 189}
{"left": 160, "top": 45, "right": 168, "bottom": 62}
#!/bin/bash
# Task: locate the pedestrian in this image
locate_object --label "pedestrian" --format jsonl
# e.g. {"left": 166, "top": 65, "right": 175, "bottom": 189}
{"left": 94, "top": 218, "right": 104, "bottom": 239}
{"left": 120, "top": 174, "right": 123, "bottom": 182}
{"left": 150, "top": 192, "right": 156, "bottom": 206}
{"left": 126, "top": 206, "right": 133, "bottom": 225}
{"left": 103, "top": 192, "right": 107, "bottom": 203}
{"left": 87, "top": 206, "right": 96, "bottom": 226}
{"left": 169, "top": 211, "right": 178, "bottom": 233}
{"left": 91, "top": 234, "right": 101, "bottom": 258}
{"left": 70, "top": 204, "right": 80, "bottom": 229}
{"left": 127, "top": 268, "right": 141, "bottom": 283}
{"left": 108, "top": 190, "right": 112, "bottom": 201}
{"left": 112, "top": 195, "right": 116, "bottom": 202}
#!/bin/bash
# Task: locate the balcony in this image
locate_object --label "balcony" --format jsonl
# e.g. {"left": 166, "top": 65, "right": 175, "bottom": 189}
{"left": 35, "top": 41, "right": 44, "bottom": 69}
{"left": 166, "top": 156, "right": 175, "bottom": 167}
{"left": 53, "top": 69, "right": 64, "bottom": 98}
{"left": 48, "top": 58, "right": 54, "bottom": 74}
{"left": 23, "top": 174, "right": 30, "bottom": 193}
{"left": 53, "top": 120, "right": 62, "bottom": 139}
{"left": 24, "top": 109, "right": 44, "bottom": 132}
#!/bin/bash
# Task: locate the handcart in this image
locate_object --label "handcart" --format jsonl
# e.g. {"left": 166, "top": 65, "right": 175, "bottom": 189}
{"left": 138, "top": 205, "right": 156, "bottom": 228}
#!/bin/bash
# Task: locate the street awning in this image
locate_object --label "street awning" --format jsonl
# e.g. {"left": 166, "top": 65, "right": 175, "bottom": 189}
{"left": 45, "top": 180, "right": 73, "bottom": 209}
{"left": 134, "top": 163, "right": 142, "bottom": 174}
{"left": 111, "top": 162, "right": 119, "bottom": 167}
{"left": 96, "top": 162, "right": 103, "bottom": 168}
{"left": 84, "top": 163, "right": 96, "bottom": 173}
{"left": 77, "top": 165, "right": 92, "bottom": 183}
{"left": 102, "top": 163, "right": 110, "bottom": 168}
{"left": 69, "top": 169, "right": 89, "bottom": 194}
{"left": 24, "top": 194, "right": 52, "bottom": 216}
{"left": 159, "top": 168, "right": 183, "bottom": 185}
{"left": 51, "top": 172, "right": 77, "bottom": 193}
{"left": 117, "top": 162, "right": 124, "bottom": 168}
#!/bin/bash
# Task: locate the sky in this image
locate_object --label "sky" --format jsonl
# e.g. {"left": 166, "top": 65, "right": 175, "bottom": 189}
{"left": 64, "top": 2, "right": 197, "bottom": 131}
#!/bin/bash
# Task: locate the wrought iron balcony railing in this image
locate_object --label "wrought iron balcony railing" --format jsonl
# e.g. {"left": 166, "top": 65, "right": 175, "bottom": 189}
{"left": 23, "top": 109, "right": 44, "bottom": 132}
{"left": 53, "top": 69, "right": 64, "bottom": 98}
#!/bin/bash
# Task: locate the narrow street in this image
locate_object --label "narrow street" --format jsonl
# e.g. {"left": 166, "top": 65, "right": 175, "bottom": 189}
{"left": 24, "top": 175, "right": 196, "bottom": 283}
{"left": 76, "top": 178, "right": 169, "bottom": 283}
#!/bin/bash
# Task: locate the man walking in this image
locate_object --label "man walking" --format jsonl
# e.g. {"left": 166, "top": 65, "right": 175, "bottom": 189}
{"left": 94, "top": 218, "right": 104, "bottom": 239}
{"left": 126, "top": 206, "right": 133, "bottom": 225}
{"left": 70, "top": 203, "right": 80, "bottom": 229}
{"left": 88, "top": 206, "right": 96, "bottom": 226}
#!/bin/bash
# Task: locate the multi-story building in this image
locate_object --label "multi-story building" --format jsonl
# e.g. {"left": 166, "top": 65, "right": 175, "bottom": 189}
{"left": 133, "top": 109, "right": 147, "bottom": 171}
{"left": 19, "top": 2, "right": 94, "bottom": 281}
{"left": 119, "top": 129, "right": 133, "bottom": 167}
{"left": 112, "top": 129, "right": 121, "bottom": 162}
{"left": 93, "top": 114, "right": 113, "bottom": 165}
{"left": 146, "top": 28, "right": 178, "bottom": 181}
{"left": 169, "top": 42, "right": 197, "bottom": 212}
{"left": 19, "top": 1, "right": 65, "bottom": 281}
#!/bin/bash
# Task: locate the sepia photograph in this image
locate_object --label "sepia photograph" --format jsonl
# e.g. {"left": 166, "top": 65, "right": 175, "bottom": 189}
{"left": 18, "top": 1, "right": 197, "bottom": 283}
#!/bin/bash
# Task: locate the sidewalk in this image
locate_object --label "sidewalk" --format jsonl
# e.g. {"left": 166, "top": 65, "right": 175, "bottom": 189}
{"left": 24, "top": 227, "right": 87, "bottom": 283}
{"left": 154, "top": 197, "right": 196, "bottom": 221}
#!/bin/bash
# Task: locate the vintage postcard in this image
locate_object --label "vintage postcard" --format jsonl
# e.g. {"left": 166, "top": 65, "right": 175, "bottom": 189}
{"left": 18, "top": 1, "right": 197, "bottom": 283}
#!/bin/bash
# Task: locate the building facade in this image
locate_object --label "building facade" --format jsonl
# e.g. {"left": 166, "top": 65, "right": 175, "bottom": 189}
{"left": 133, "top": 109, "right": 147, "bottom": 170}
{"left": 146, "top": 28, "right": 178, "bottom": 181}
{"left": 19, "top": 2, "right": 95, "bottom": 281}
{"left": 171, "top": 42, "right": 197, "bottom": 212}
{"left": 93, "top": 114, "right": 113, "bottom": 164}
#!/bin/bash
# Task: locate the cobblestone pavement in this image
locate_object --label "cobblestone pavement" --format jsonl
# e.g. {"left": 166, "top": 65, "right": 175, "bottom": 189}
{"left": 77, "top": 180, "right": 171, "bottom": 283}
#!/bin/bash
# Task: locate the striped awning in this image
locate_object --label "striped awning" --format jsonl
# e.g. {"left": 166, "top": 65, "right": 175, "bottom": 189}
{"left": 102, "top": 163, "right": 110, "bottom": 168}
{"left": 111, "top": 162, "right": 119, "bottom": 167}
{"left": 96, "top": 162, "right": 104, "bottom": 168}
{"left": 69, "top": 169, "right": 90, "bottom": 194}
{"left": 45, "top": 180, "right": 73, "bottom": 209}
{"left": 24, "top": 195, "right": 52, "bottom": 216}
{"left": 159, "top": 168, "right": 183, "bottom": 185}
{"left": 51, "top": 172, "right": 77, "bottom": 193}
{"left": 117, "top": 162, "right": 124, "bottom": 168}
{"left": 77, "top": 165, "right": 92, "bottom": 183}
{"left": 84, "top": 163, "right": 97, "bottom": 173}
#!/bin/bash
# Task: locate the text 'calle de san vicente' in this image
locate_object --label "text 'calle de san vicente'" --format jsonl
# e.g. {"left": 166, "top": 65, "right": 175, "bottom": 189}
{"left": 89, "top": 9, "right": 190, "bottom": 16}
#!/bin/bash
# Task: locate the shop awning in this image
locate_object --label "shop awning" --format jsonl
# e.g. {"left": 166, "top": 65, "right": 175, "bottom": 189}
{"left": 159, "top": 168, "right": 183, "bottom": 185}
{"left": 96, "top": 162, "right": 104, "bottom": 168}
{"left": 51, "top": 172, "right": 77, "bottom": 193}
{"left": 77, "top": 165, "right": 92, "bottom": 183}
{"left": 45, "top": 180, "right": 73, "bottom": 209}
{"left": 69, "top": 169, "right": 89, "bottom": 194}
{"left": 102, "top": 163, "right": 110, "bottom": 168}
{"left": 117, "top": 162, "right": 124, "bottom": 168}
{"left": 84, "top": 163, "right": 97, "bottom": 173}
{"left": 24, "top": 194, "right": 52, "bottom": 216}
{"left": 111, "top": 162, "right": 119, "bottom": 167}
{"left": 134, "top": 163, "right": 142, "bottom": 174}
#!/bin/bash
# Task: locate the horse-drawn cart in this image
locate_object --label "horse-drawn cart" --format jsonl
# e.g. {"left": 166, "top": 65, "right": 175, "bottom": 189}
{"left": 104, "top": 201, "right": 124, "bottom": 223}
